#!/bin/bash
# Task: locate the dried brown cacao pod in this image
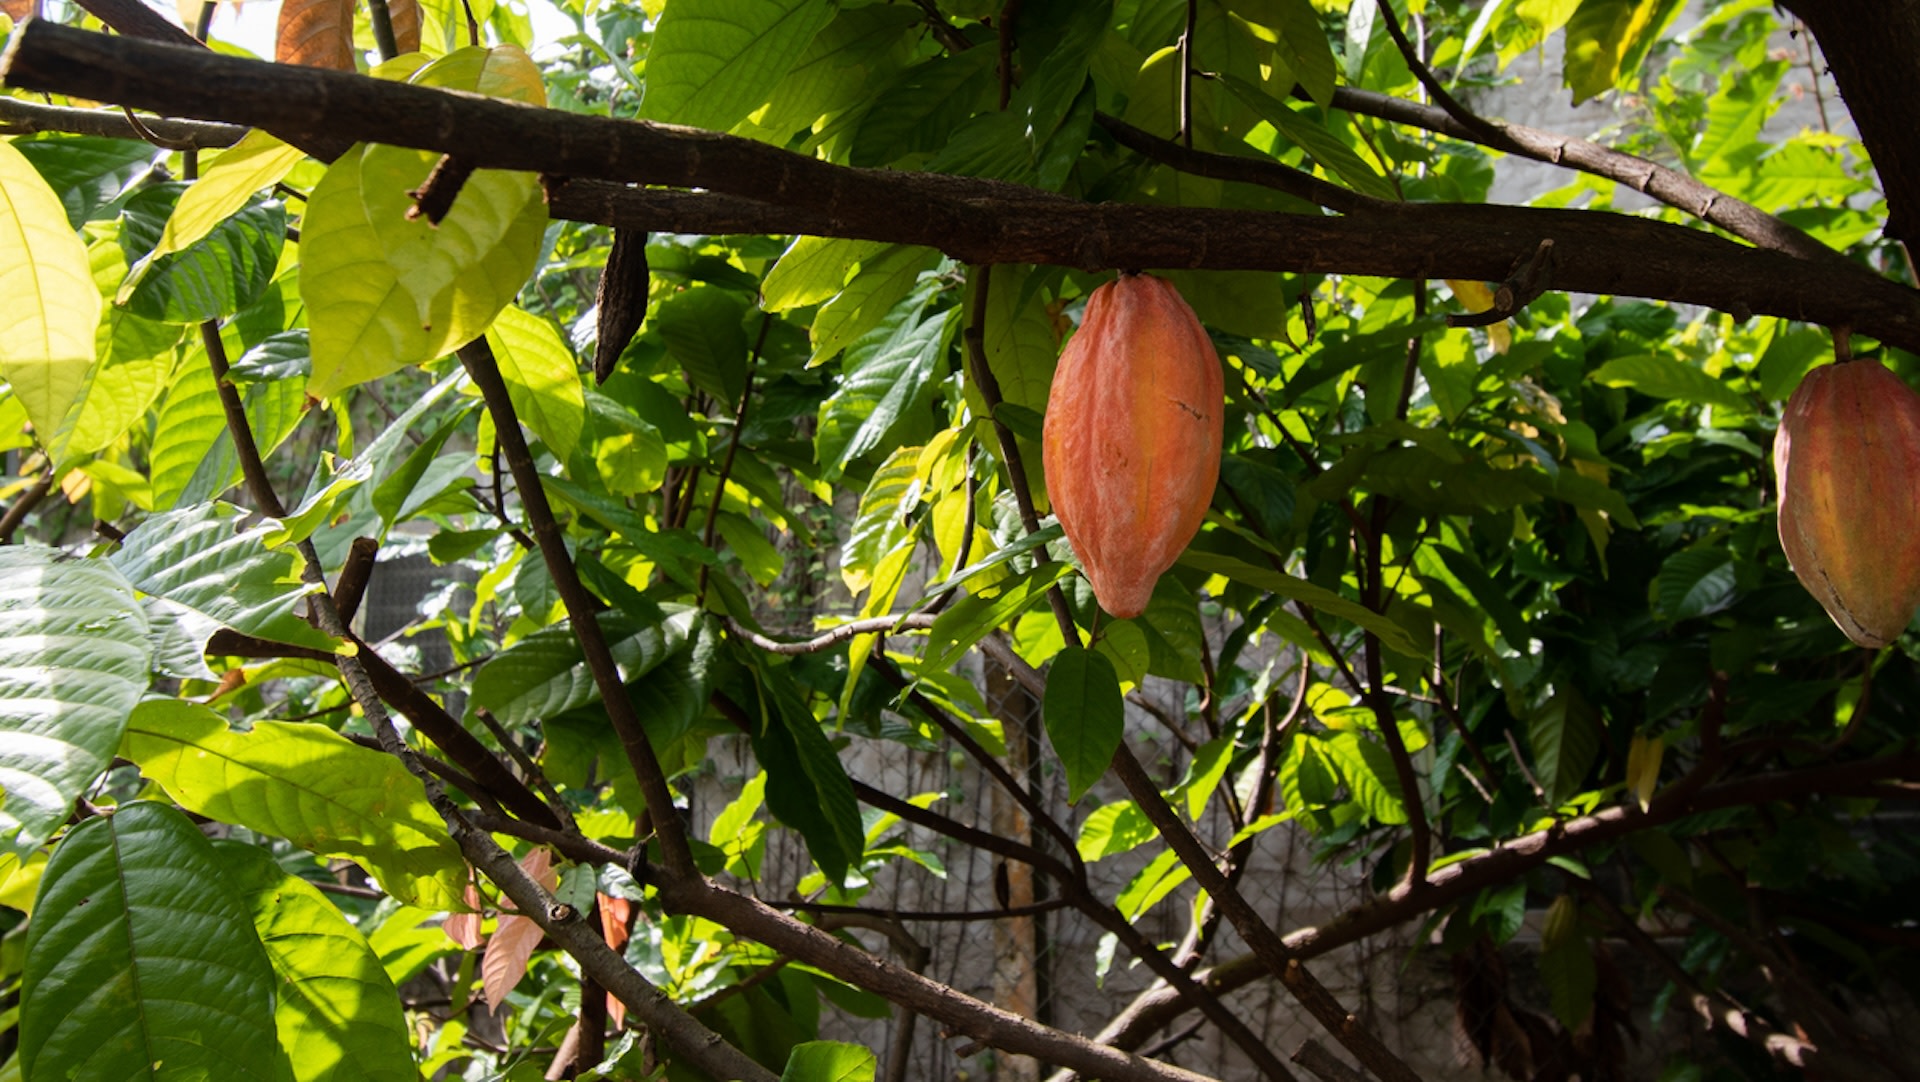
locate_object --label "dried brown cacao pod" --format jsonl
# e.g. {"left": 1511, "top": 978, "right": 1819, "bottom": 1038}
{"left": 1775, "top": 358, "right": 1920, "bottom": 647}
{"left": 1042, "top": 273, "right": 1223, "bottom": 619}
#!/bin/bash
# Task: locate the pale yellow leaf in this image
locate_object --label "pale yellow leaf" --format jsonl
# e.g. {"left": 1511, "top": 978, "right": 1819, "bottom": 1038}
{"left": 0, "top": 140, "right": 100, "bottom": 442}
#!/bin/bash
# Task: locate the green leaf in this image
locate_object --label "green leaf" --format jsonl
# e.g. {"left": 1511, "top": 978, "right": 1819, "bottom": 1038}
{"left": 849, "top": 49, "right": 997, "bottom": 167}
{"left": 0, "top": 547, "right": 149, "bottom": 853}
{"left": 1527, "top": 688, "right": 1601, "bottom": 804}
{"left": 122, "top": 197, "right": 285, "bottom": 324}
{"left": 1655, "top": 548, "right": 1735, "bottom": 622}
{"left": 654, "top": 284, "right": 750, "bottom": 406}
{"left": 1539, "top": 935, "right": 1597, "bottom": 1031}
{"left": 1043, "top": 647, "right": 1124, "bottom": 803}
{"left": 1179, "top": 551, "right": 1423, "bottom": 657}
{"left": 21, "top": 802, "right": 281, "bottom": 1082}
{"left": 120, "top": 130, "right": 305, "bottom": 302}
{"left": 1321, "top": 731, "right": 1408, "bottom": 825}
{"left": 761, "top": 236, "right": 885, "bottom": 312}
{"left": 745, "top": 658, "right": 864, "bottom": 885}
{"left": 110, "top": 501, "right": 336, "bottom": 653}
{"left": 841, "top": 444, "right": 923, "bottom": 597}
{"left": 1272, "top": 0, "right": 1338, "bottom": 106}
{"left": 639, "top": 0, "right": 838, "bottom": 133}
{"left": 780, "top": 1040, "right": 877, "bottom": 1082}
{"left": 0, "top": 139, "right": 100, "bottom": 441}
{"left": 1562, "top": 0, "right": 1685, "bottom": 104}
{"left": 1115, "top": 847, "right": 1191, "bottom": 921}
{"left": 12, "top": 136, "right": 155, "bottom": 227}
{"left": 54, "top": 307, "right": 181, "bottom": 464}
{"left": 923, "top": 562, "right": 1075, "bottom": 672}
{"left": 1076, "top": 800, "right": 1154, "bottom": 861}
{"left": 216, "top": 842, "right": 417, "bottom": 1082}
{"left": 976, "top": 263, "right": 1059, "bottom": 414}
{"left": 487, "top": 304, "right": 586, "bottom": 461}
{"left": 1588, "top": 352, "right": 1746, "bottom": 412}
{"left": 1218, "top": 74, "right": 1398, "bottom": 201}
{"left": 815, "top": 281, "right": 954, "bottom": 478}
{"left": 470, "top": 606, "right": 699, "bottom": 725}
{"left": 808, "top": 245, "right": 941, "bottom": 367}
{"left": 121, "top": 699, "right": 466, "bottom": 910}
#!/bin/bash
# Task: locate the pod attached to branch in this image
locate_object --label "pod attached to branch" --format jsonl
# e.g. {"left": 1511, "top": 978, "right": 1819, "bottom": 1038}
{"left": 1775, "top": 356, "right": 1920, "bottom": 647}
{"left": 1042, "top": 273, "right": 1223, "bottom": 619}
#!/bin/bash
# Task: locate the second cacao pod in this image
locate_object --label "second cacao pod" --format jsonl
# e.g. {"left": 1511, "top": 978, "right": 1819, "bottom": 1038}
{"left": 1775, "top": 358, "right": 1920, "bottom": 647}
{"left": 1042, "top": 273, "right": 1223, "bottom": 619}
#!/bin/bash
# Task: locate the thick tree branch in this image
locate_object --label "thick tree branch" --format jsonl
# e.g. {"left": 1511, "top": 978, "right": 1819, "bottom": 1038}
{"left": 8, "top": 21, "right": 1920, "bottom": 353}
{"left": 1783, "top": 2, "right": 1920, "bottom": 244}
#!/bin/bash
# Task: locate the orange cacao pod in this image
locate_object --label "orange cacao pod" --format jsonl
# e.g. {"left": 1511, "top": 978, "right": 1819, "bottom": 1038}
{"left": 1042, "top": 274, "right": 1223, "bottom": 619}
{"left": 1775, "top": 359, "right": 1920, "bottom": 647}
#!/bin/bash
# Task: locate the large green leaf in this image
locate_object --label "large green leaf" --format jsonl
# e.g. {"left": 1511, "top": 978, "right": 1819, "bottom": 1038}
{"left": 638, "top": 0, "right": 837, "bottom": 133}
{"left": 121, "top": 130, "right": 306, "bottom": 296}
{"left": 653, "top": 284, "right": 750, "bottom": 406}
{"left": 1527, "top": 688, "right": 1601, "bottom": 804}
{"left": 216, "top": 842, "right": 417, "bottom": 1082}
{"left": 486, "top": 304, "right": 586, "bottom": 461}
{"left": 815, "top": 280, "right": 953, "bottom": 477}
{"left": 120, "top": 699, "right": 466, "bottom": 909}
{"left": 0, "top": 548, "right": 150, "bottom": 853}
{"left": 0, "top": 138, "right": 100, "bottom": 441}
{"left": 54, "top": 306, "right": 182, "bottom": 464}
{"left": 1562, "top": 0, "right": 1685, "bottom": 104}
{"left": 110, "top": 501, "right": 336, "bottom": 654}
{"left": 1219, "top": 74, "right": 1397, "bottom": 201}
{"left": 922, "top": 562, "right": 1076, "bottom": 672}
{"left": 1587, "top": 352, "right": 1746, "bottom": 412}
{"left": 781, "top": 1041, "right": 876, "bottom": 1082}
{"left": 761, "top": 236, "right": 884, "bottom": 312}
{"left": 1321, "top": 731, "right": 1408, "bottom": 825}
{"left": 12, "top": 135, "right": 155, "bottom": 227}
{"left": 21, "top": 802, "right": 282, "bottom": 1082}
{"left": 303, "top": 48, "right": 546, "bottom": 398}
{"left": 744, "top": 657, "right": 864, "bottom": 885}
{"left": 808, "top": 245, "right": 940, "bottom": 367}
{"left": 470, "top": 605, "right": 699, "bottom": 724}
{"left": 122, "top": 197, "right": 285, "bottom": 324}
{"left": 848, "top": 49, "right": 997, "bottom": 168}
{"left": 1043, "top": 647, "right": 1124, "bottom": 803}
{"left": 840, "top": 444, "right": 923, "bottom": 597}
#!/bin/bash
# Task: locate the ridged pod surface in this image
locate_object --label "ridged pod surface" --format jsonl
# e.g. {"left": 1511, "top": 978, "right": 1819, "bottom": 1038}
{"left": 1775, "top": 359, "right": 1920, "bottom": 647}
{"left": 1042, "top": 274, "right": 1223, "bottom": 619}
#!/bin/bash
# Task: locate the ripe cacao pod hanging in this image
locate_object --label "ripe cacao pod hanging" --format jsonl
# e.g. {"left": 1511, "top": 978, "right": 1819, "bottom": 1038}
{"left": 1775, "top": 358, "right": 1920, "bottom": 647}
{"left": 1042, "top": 273, "right": 1223, "bottom": 619}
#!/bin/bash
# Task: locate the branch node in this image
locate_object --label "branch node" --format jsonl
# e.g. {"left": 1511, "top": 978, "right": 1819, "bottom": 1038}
{"left": 1447, "top": 238, "right": 1556, "bottom": 328}
{"left": 409, "top": 154, "right": 477, "bottom": 225}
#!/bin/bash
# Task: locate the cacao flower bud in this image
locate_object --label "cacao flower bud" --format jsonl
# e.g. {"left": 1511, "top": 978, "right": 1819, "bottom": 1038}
{"left": 1042, "top": 274, "right": 1223, "bottom": 619}
{"left": 1775, "top": 359, "right": 1920, "bottom": 647}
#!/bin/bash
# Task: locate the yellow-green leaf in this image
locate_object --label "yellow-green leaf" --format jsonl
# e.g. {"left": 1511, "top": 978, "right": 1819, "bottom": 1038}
{"left": 117, "top": 130, "right": 307, "bottom": 304}
{"left": 121, "top": 699, "right": 466, "bottom": 909}
{"left": 0, "top": 139, "right": 100, "bottom": 441}
{"left": 485, "top": 304, "right": 585, "bottom": 461}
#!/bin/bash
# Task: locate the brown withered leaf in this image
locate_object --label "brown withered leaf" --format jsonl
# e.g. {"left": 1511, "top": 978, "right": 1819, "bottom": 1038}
{"left": 277, "top": 0, "right": 356, "bottom": 70}
{"left": 387, "top": 0, "right": 421, "bottom": 55}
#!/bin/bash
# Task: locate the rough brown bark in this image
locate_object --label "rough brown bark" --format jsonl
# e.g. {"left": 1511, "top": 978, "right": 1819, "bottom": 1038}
{"left": 1784, "top": 1, "right": 1920, "bottom": 244}
{"left": 8, "top": 20, "right": 1920, "bottom": 352}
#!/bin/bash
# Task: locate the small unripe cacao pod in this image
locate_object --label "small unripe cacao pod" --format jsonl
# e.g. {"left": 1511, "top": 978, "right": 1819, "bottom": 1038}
{"left": 1042, "top": 274, "right": 1223, "bottom": 619}
{"left": 1775, "top": 359, "right": 1920, "bottom": 647}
